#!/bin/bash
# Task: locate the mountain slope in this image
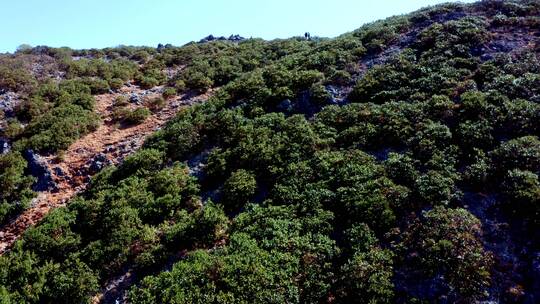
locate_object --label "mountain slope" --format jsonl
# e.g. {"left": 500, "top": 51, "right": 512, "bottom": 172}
{"left": 0, "top": 85, "right": 210, "bottom": 253}
{"left": 0, "top": 0, "right": 539, "bottom": 303}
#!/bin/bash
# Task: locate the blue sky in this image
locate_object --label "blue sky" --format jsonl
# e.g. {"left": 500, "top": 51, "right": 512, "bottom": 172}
{"left": 0, "top": 0, "right": 476, "bottom": 53}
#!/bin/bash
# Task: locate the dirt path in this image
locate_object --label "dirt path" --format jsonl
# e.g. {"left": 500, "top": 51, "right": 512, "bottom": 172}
{"left": 0, "top": 85, "right": 211, "bottom": 254}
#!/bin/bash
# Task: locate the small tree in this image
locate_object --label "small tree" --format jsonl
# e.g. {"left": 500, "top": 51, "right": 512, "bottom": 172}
{"left": 16, "top": 44, "right": 33, "bottom": 54}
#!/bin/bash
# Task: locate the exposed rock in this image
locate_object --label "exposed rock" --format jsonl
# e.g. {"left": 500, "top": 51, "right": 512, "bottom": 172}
{"left": 277, "top": 99, "right": 293, "bottom": 112}
{"left": 228, "top": 34, "right": 245, "bottom": 42}
{"left": 325, "top": 85, "right": 351, "bottom": 104}
{"left": 157, "top": 43, "right": 173, "bottom": 51}
{"left": 0, "top": 81, "right": 211, "bottom": 254}
{"left": 369, "top": 148, "right": 395, "bottom": 161}
{"left": 481, "top": 53, "right": 495, "bottom": 61}
{"left": 88, "top": 153, "right": 112, "bottom": 173}
{"left": 187, "top": 149, "right": 211, "bottom": 179}
{"left": 395, "top": 272, "right": 453, "bottom": 303}
{"left": 202, "top": 187, "right": 221, "bottom": 203}
{"left": 199, "top": 34, "right": 245, "bottom": 43}
{"left": 148, "top": 87, "right": 163, "bottom": 94}
{"left": 0, "top": 91, "right": 21, "bottom": 117}
{"left": 104, "top": 145, "right": 116, "bottom": 153}
{"left": 129, "top": 94, "right": 142, "bottom": 104}
{"left": 0, "top": 138, "right": 10, "bottom": 154}
{"left": 527, "top": 252, "right": 540, "bottom": 303}
{"left": 297, "top": 91, "right": 319, "bottom": 117}
{"left": 23, "top": 149, "right": 57, "bottom": 192}
{"left": 432, "top": 11, "right": 466, "bottom": 23}
{"left": 199, "top": 35, "right": 217, "bottom": 43}
{"left": 53, "top": 166, "right": 65, "bottom": 177}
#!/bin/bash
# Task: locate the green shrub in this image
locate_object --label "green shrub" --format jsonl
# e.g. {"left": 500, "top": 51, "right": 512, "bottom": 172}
{"left": 502, "top": 169, "right": 540, "bottom": 223}
{"left": 131, "top": 50, "right": 150, "bottom": 63}
{"left": 124, "top": 107, "right": 151, "bottom": 125}
{"left": 113, "top": 95, "right": 129, "bottom": 107}
{"left": 0, "top": 65, "right": 37, "bottom": 92}
{"left": 489, "top": 136, "right": 540, "bottom": 179}
{"left": 221, "top": 169, "right": 257, "bottom": 212}
{"left": 23, "top": 104, "right": 100, "bottom": 152}
{"left": 138, "top": 76, "right": 159, "bottom": 89}
{"left": 339, "top": 246, "right": 395, "bottom": 303}
{"left": 174, "top": 79, "right": 186, "bottom": 93}
{"left": 0, "top": 152, "right": 35, "bottom": 224}
{"left": 108, "top": 78, "right": 124, "bottom": 90}
{"left": 309, "top": 83, "right": 331, "bottom": 106}
{"left": 2, "top": 4, "right": 540, "bottom": 303}
{"left": 162, "top": 87, "right": 177, "bottom": 99}
{"left": 2, "top": 119, "right": 24, "bottom": 139}
{"left": 82, "top": 77, "right": 110, "bottom": 94}
{"left": 145, "top": 97, "right": 166, "bottom": 112}
{"left": 184, "top": 72, "right": 213, "bottom": 93}
{"left": 401, "top": 207, "right": 493, "bottom": 301}
{"left": 330, "top": 69, "right": 352, "bottom": 85}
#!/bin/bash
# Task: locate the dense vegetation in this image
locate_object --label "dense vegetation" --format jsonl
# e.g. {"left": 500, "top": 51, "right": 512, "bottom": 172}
{"left": 1, "top": 0, "right": 540, "bottom": 303}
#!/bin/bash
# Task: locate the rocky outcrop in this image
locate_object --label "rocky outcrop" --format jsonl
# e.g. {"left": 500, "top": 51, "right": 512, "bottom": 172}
{"left": 87, "top": 153, "right": 112, "bottom": 173}
{"left": 198, "top": 34, "right": 245, "bottom": 43}
{"left": 0, "top": 91, "right": 21, "bottom": 117}
{"left": 22, "top": 149, "right": 57, "bottom": 192}
{"left": 129, "top": 93, "right": 143, "bottom": 104}
{"left": 0, "top": 138, "right": 9, "bottom": 154}
{"left": 157, "top": 43, "right": 173, "bottom": 51}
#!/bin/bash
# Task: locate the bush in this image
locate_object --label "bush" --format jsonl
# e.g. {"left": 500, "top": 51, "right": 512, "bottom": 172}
{"left": 82, "top": 77, "right": 110, "bottom": 94}
{"left": 184, "top": 72, "right": 213, "bottom": 93}
{"left": 113, "top": 95, "right": 129, "bottom": 107}
{"left": 489, "top": 136, "right": 540, "bottom": 179}
{"left": 502, "top": 169, "right": 540, "bottom": 223}
{"left": 221, "top": 169, "right": 257, "bottom": 212}
{"left": 108, "top": 78, "right": 124, "bottom": 90}
{"left": 330, "top": 69, "right": 352, "bottom": 85}
{"left": 162, "top": 87, "right": 177, "bottom": 99}
{"left": 0, "top": 65, "right": 37, "bottom": 92}
{"left": 309, "top": 83, "right": 331, "bottom": 106}
{"left": 145, "top": 97, "right": 166, "bottom": 112}
{"left": 0, "top": 152, "right": 35, "bottom": 224}
{"left": 174, "top": 79, "right": 186, "bottom": 93}
{"left": 131, "top": 50, "right": 150, "bottom": 63}
{"left": 415, "top": 170, "right": 458, "bottom": 206}
{"left": 2, "top": 119, "right": 24, "bottom": 139}
{"left": 2, "top": 4, "right": 540, "bottom": 303}
{"left": 24, "top": 104, "right": 100, "bottom": 152}
{"left": 339, "top": 247, "right": 395, "bottom": 303}
{"left": 138, "top": 76, "right": 159, "bottom": 89}
{"left": 124, "top": 107, "right": 151, "bottom": 125}
{"left": 401, "top": 207, "right": 493, "bottom": 301}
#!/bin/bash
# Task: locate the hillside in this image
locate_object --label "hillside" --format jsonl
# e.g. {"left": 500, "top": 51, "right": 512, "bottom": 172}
{"left": 0, "top": 0, "right": 539, "bottom": 303}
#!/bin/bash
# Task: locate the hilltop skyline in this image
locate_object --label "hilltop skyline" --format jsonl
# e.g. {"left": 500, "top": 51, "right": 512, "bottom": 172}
{"left": 1, "top": 0, "right": 476, "bottom": 53}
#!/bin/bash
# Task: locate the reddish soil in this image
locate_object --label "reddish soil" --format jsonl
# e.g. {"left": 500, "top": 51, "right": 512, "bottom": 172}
{"left": 0, "top": 85, "right": 211, "bottom": 254}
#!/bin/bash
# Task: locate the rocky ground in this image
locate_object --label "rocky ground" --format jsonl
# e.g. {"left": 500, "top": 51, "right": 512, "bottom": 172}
{"left": 0, "top": 85, "right": 212, "bottom": 253}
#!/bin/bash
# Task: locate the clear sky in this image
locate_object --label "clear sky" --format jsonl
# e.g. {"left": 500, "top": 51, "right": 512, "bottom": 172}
{"left": 0, "top": 0, "right": 477, "bottom": 53}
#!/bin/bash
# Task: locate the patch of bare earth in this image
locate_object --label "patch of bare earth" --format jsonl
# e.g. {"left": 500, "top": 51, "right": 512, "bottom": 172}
{"left": 0, "top": 85, "right": 211, "bottom": 254}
